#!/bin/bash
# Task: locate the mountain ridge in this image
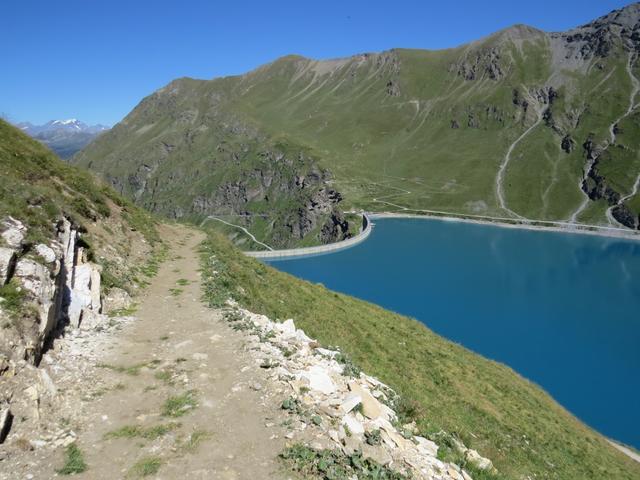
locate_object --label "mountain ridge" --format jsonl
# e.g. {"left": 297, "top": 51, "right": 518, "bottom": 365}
{"left": 17, "top": 119, "right": 109, "bottom": 159}
{"left": 74, "top": 3, "right": 640, "bottom": 247}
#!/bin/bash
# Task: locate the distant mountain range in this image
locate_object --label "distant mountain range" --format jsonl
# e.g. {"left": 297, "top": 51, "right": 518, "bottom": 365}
{"left": 74, "top": 3, "right": 640, "bottom": 247}
{"left": 17, "top": 119, "right": 109, "bottom": 159}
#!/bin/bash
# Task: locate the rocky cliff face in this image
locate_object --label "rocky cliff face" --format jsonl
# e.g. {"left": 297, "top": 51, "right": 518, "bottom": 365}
{"left": 0, "top": 217, "right": 112, "bottom": 366}
{"left": 0, "top": 215, "right": 140, "bottom": 447}
{"left": 75, "top": 105, "right": 352, "bottom": 248}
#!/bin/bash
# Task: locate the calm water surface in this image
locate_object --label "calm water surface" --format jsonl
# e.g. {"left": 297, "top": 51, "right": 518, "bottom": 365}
{"left": 267, "top": 218, "right": 640, "bottom": 448}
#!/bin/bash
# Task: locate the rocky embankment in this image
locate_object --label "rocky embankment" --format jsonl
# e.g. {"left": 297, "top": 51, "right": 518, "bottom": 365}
{"left": 224, "top": 304, "right": 495, "bottom": 479}
{"left": 0, "top": 216, "right": 131, "bottom": 446}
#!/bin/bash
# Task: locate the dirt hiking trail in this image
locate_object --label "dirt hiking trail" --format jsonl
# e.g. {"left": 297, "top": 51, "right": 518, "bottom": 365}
{"left": 7, "top": 224, "right": 291, "bottom": 479}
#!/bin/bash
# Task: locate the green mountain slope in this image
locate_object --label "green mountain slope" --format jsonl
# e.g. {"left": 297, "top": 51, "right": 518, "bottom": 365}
{"left": 74, "top": 4, "right": 640, "bottom": 246}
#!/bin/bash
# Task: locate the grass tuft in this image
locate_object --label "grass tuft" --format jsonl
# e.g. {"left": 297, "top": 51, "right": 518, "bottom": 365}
{"left": 162, "top": 391, "right": 197, "bottom": 417}
{"left": 105, "top": 422, "right": 180, "bottom": 440}
{"left": 57, "top": 443, "right": 87, "bottom": 475}
{"left": 128, "top": 456, "right": 162, "bottom": 477}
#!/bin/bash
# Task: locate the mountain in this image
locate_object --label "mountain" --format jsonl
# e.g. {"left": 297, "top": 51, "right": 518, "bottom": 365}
{"left": 74, "top": 3, "right": 640, "bottom": 247}
{"left": 2, "top": 123, "right": 639, "bottom": 478}
{"left": 18, "top": 119, "right": 109, "bottom": 159}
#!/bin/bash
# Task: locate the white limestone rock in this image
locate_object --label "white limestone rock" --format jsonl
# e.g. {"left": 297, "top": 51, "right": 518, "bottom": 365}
{"left": 341, "top": 413, "right": 365, "bottom": 436}
{"left": 34, "top": 244, "right": 57, "bottom": 264}
{"left": 1, "top": 217, "right": 26, "bottom": 249}
{"left": 68, "top": 262, "right": 102, "bottom": 328}
{"left": 465, "top": 448, "right": 494, "bottom": 471}
{"left": 340, "top": 393, "right": 362, "bottom": 414}
{"left": 14, "top": 259, "right": 57, "bottom": 337}
{"left": 348, "top": 381, "right": 383, "bottom": 419}
{"left": 0, "top": 247, "right": 16, "bottom": 285}
{"left": 297, "top": 365, "right": 336, "bottom": 395}
{"left": 415, "top": 436, "right": 439, "bottom": 457}
{"left": 276, "top": 318, "right": 296, "bottom": 335}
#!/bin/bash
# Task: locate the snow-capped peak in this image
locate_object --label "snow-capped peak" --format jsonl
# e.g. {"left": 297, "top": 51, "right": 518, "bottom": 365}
{"left": 52, "top": 118, "right": 81, "bottom": 129}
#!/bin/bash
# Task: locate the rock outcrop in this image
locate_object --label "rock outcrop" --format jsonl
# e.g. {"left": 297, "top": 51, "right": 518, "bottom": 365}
{"left": 454, "top": 47, "right": 504, "bottom": 81}
{"left": 224, "top": 304, "right": 496, "bottom": 479}
{"left": 612, "top": 203, "right": 640, "bottom": 230}
{"left": 0, "top": 217, "right": 105, "bottom": 367}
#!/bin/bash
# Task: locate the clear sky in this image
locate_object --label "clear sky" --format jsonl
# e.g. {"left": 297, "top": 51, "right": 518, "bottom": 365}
{"left": 1, "top": 0, "right": 634, "bottom": 126}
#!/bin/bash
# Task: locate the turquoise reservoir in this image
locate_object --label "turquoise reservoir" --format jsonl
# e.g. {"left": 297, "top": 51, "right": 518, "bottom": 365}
{"left": 266, "top": 217, "right": 640, "bottom": 449}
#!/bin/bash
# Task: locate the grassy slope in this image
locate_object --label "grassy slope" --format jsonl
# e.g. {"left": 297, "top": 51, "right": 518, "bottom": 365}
{"left": 225, "top": 36, "right": 631, "bottom": 223}
{"left": 0, "top": 119, "right": 159, "bottom": 291}
{"left": 200, "top": 230, "right": 640, "bottom": 480}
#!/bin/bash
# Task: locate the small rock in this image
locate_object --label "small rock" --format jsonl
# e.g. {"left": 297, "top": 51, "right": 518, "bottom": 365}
{"left": 465, "top": 448, "right": 494, "bottom": 471}
{"left": 40, "top": 370, "right": 57, "bottom": 396}
{"left": 340, "top": 393, "right": 362, "bottom": 414}
{"left": 35, "top": 244, "right": 57, "bottom": 264}
{"left": 315, "top": 348, "right": 339, "bottom": 358}
{"left": 341, "top": 414, "right": 364, "bottom": 436}
{"left": 62, "top": 436, "right": 75, "bottom": 447}
{"left": 297, "top": 365, "right": 336, "bottom": 395}
{"left": 277, "top": 319, "right": 296, "bottom": 335}
{"left": 348, "top": 382, "right": 382, "bottom": 419}
{"left": 362, "top": 444, "right": 392, "bottom": 466}
{"left": 29, "top": 440, "right": 47, "bottom": 449}
{"left": 415, "top": 436, "right": 439, "bottom": 457}
{"left": 1, "top": 217, "right": 26, "bottom": 248}
{"left": 328, "top": 430, "right": 341, "bottom": 444}
{"left": 344, "top": 435, "right": 363, "bottom": 456}
{"left": 103, "top": 287, "right": 132, "bottom": 314}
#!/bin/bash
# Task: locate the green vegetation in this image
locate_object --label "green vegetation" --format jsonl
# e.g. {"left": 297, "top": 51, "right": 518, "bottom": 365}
{"left": 105, "top": 423, "right": 179, "bottom": 440}
{"left": 281, "top": 444, "right": 407, "bottom": 480}
{"left": 180, "top": 429, "right": 210, "bottom": 453}
{"left": 57, "top": 443, "right": 87, "bottom": 475}
{"left": 0, "top": 118, "right": 110, "bottom": 244}
{"left": 200, "top": 231, "right": 640, "bottom": 479}
{"left": 154, "top": 369, "right": 173, "bottom": 384}
{"left": 162, "top": 391, "right": 197, "bottom": 417}
{"left": 0, "top": 119, "right": 160, "bottom": 296}
{"left": 107, "top": 305, "right": 138, "bottom": 317}
{"left": 0, "top": 280, "right": 26, "bottom": 317}
{"left": 128, "top": 456, "right": 162, "bottom": 477}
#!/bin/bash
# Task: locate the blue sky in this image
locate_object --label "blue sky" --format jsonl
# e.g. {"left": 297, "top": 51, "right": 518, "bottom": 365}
{"left": 1, "top": 0, "right": 634, "bottom": 125}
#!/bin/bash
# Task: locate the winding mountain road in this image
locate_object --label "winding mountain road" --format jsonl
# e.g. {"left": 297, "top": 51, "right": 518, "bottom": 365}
{"left": 202, "top": 216, "right": 273, "bottom": 251}
{"left": 496, "top": 96, "right": 544, "bottom": 220}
